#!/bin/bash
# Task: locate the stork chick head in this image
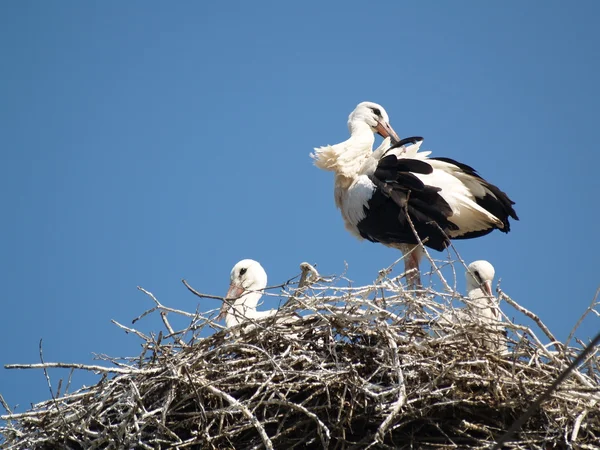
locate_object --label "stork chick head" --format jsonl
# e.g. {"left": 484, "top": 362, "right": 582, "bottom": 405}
{"left": 466, "top": 260, "right": 495, "bottom": 298}
{"left": 228, "top": 259, "right": 268, "bottom": 297}
{"left": 218, "top": 259, "right": 268, "bottom": 321}
{"left": 217, "top": 259, "right": 267, "bottom": 320}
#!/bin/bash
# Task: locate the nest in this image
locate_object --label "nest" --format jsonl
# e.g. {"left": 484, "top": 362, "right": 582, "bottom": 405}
{"left": 1, "top": 259, "right": 599, "bottom": 449}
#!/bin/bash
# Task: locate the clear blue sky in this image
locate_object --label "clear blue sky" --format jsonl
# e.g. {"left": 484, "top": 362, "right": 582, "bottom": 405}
{"left": 1, "top": 1, "right": 599, "bottom": 413}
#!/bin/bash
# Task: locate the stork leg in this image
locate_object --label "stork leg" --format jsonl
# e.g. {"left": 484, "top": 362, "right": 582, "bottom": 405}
{"left": 404, "top": 251, "right": 422, "bottom": 289}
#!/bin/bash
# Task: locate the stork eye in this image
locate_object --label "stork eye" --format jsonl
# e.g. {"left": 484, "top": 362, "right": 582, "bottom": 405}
{"left": 239, "top": 267, "right": 247, "bottom": 276}
{"left": 473, "top": 270, "right": 482, "bottom": 283}
{"left": 371, "top": 107, "right": 381, "bottom": 116}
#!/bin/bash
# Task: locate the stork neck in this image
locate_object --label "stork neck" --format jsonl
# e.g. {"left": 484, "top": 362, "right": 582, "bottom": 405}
{"left": 467, "top": 287, "right": 483, "bottom": 297}
{"left": 327, "top": 121, "right": 375, "bottom": 179}
{"left": 467, "top": 289, "right": 499, "bottom": 320}
{"left": 225, "top": 291, "right": 262, "bottom": 327}
{"left": 467, "top": 288, "right": 495, "bottom": 308}
{"left": 348, "top": 121, "right": 376, "bottom": 148}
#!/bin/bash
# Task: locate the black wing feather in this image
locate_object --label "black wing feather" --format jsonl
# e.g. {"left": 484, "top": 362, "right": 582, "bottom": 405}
{"left": 385, "top": 136, "right": 424, "bottom": 153}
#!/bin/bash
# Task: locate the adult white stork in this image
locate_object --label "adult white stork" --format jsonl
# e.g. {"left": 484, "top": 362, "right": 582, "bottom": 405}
{"left": 312, "top": 101, "right": 518, "bottom": 286}
{"left": 217, "top": 259, "right": 277, "bottom": 328}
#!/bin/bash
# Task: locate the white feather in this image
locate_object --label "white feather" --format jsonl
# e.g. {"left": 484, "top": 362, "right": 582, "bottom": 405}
{"left": 343, "top": 175, "right": 376, "bottom": 227}
{"left": 438, "top": 261, "right": 506, "bottom": 353}
{"left": 421, "top": 159, "right": 503, "bottom": 233}
{"left": 223, "top": 260, "right": 277, "bottom": 328}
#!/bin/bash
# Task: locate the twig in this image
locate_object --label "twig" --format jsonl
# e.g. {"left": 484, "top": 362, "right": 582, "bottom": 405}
{"left": 111, "top": 320, "right": 152, "bottom": 342}
{"left": 566, "top": 287, "right": 600, "bottom": 349}
{"left": 181, "top": 279, "right": 226, "bottom": 301}
{"left": 5, "top": 362, "right": 159, "bottom": 375}
{"left": 499, "top": 291, "right": 562, "bottom": 352}
{"left": 404, "top": 210, "right": 451, "bottom": 292}
{"left": 0, "top": 393, "right": 12, "bottom": 416}
{"left": 161, "top": 312, "right": 187, "bottom": 347}
{"left": 38, "top": 339, "right": 70, "bottom": 433}
{"left": 571, "top": 409, "right": 588, "bottom": 443}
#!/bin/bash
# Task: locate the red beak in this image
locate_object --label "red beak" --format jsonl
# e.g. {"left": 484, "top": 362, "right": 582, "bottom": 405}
{"left": 481, "top": 280, "right": 493, "bottom": 297}
{"left": 217, "top": 284, "right": 245, "bottom": 321}
{"left": 375, "top": 120, "right": 400, "bottom": 144}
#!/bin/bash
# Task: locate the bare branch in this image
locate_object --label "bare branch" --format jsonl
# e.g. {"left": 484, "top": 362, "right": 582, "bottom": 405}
{"left": 566, "top": 287, "right": 600, "bottom": 349}
{"left": 499, "top": 290, "right": 562, "bottom": 352}
{"left": 5, "top": 362, "right": 159, "bottom": 375}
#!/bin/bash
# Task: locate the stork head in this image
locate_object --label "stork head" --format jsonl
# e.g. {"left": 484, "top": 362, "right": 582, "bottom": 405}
{"left": 218, "top": 259, "right": 268, "bottom": 320}
{"left": 348, "top": 102, "right": 399, "bottom": 142}
{"left": 466, "top": 260, "right": 495, "bottom": 298}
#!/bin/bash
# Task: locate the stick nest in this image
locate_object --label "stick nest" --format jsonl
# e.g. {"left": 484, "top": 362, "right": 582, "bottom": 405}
{"left": 2, "top": 260, "right": 600, "bottom": 449}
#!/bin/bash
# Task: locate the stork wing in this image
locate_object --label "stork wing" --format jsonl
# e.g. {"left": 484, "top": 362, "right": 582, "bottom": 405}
{"left": 360, "top": 144, "right": 459, "bottom": 251}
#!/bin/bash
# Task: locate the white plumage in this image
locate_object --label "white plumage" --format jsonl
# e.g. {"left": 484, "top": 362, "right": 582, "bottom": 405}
{"left": 218, "top": 259, "right": 277, "bottom": 328}
{"left": 465, "top": 260, "right": 497, "bottom": 311}
{"left": 440, "top": 260, "right": 506, "bottom": 353}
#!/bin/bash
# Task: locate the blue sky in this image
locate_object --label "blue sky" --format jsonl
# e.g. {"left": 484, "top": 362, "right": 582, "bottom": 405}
{"left": 1, "top": 1, "right": 599, "bottom": 413}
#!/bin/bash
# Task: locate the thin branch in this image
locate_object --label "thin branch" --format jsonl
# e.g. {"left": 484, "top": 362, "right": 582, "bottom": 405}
{"left": 0, "top": 393, "right": 12, "bottom": 416}
{"left": 499, "top": 290, "right": 562, "bottom": 352}
{"left": 111, "top": 320, "right": 152, "bottom": 342}
{"left": 160, "top": 312, "right": 187, "bottom": 347}
{"left": 38, "top": 339, "right": 70, "bottom": 433}
{"left": 181, "top": 279, "right": 226, "bottom": 301}
{"left": 566, "top": 287, "right": 600, "bottom": 349}
{"left": 404, "top": 209, "right": 451, "bottom": 292}
{"left": 5, "top": 362, "right": 160, "bottom": 375}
